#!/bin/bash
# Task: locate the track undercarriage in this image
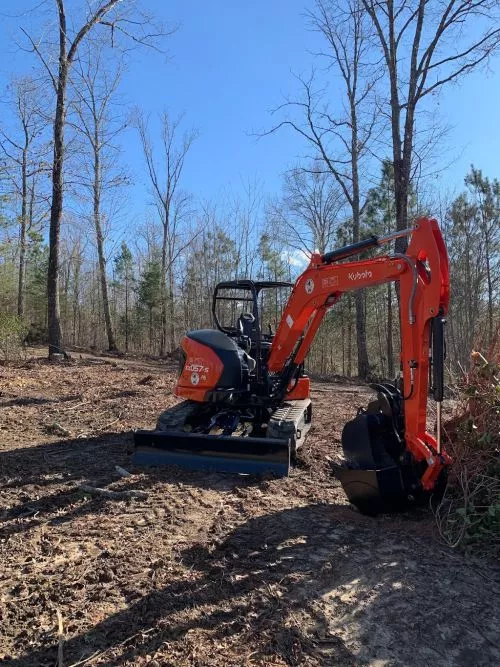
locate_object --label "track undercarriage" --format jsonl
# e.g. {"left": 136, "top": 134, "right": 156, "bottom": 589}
{"left": 133, "top": 398, "right": 312, "bottom": 475}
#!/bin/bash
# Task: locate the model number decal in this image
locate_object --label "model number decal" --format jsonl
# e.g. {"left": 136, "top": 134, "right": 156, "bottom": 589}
{"left": 185, "top": 357, "right": 210, "bottom": 374}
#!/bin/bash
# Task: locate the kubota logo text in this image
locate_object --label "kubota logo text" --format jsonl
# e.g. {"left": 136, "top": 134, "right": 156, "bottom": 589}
{"left": 347, "top": 270, "right": 373, "bottom": 281}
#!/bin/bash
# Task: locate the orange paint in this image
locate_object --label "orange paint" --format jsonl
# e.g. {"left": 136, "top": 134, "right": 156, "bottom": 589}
{"left": 175, "top": 336, "right": 224, "bottom": 402}
{"left": 268, "top": 217, "right": 451, "bottom": 485}
{"left": 285, "top": 376, "right": 310, "bottom": 400}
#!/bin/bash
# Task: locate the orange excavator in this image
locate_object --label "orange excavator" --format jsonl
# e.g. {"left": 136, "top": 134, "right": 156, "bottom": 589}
{"left": 134, "top": 216, "right": 451, "bottom": 513}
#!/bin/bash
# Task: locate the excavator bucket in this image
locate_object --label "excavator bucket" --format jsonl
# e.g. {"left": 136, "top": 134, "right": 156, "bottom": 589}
{"left": 336, "top": 466, "right": 409, "bottom": 515}
{"left": 335, "top": 401, "right": 413, "bottom": 514}
{"left": 133, "top": 429, "right": 291, "bottom": 476}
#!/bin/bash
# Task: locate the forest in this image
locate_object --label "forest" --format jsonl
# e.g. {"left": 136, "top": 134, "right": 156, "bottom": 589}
{"left": 0, "top": 0, "right": 497, "bottom": 379}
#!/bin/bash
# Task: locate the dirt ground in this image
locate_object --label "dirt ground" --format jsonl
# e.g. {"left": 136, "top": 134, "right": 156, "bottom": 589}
{"left": 1, "top": 351, "right": 499, "bottom": 667}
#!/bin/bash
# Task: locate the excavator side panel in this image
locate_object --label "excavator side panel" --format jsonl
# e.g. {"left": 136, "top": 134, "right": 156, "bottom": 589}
{"left": 175, "top": 335, "right": 224, "bottom": 402}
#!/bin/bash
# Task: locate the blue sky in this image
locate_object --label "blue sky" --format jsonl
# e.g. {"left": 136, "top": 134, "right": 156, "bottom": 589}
{"left": 1, "top": 0, "right": 499, "bottom": 223}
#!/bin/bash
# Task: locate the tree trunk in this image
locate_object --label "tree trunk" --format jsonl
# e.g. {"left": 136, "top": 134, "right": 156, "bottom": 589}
{"left": 63, "top": 251, "right": 72, "bottom": 328}
{"left": 350, "top": 103, "right": 370, "bottom": 379}
{"left": 72, "top": 254, "right": 80, "bottom": 346}
{"left": 47, "top": 0, "right": 123, "bottom": 356}
{"left": 47, "top": 37, "right": 68, "bottom": 356}
{"left": 375, "top": 293, "right": 384, "bottom": 377}
{"left": 385, "top": 3, "right": 409, "bottom": 256}
{"left": 354, "top": 294, "right": 369, "bottom": 377}
{"left": 93, "top": 146, "right": 117, "bottom": 351}
{"left": 17, "top": 148, "right": 28, "bottom": 319}
{"left": 341, "top": 303, "right": 346, "bottom": 376}
{"left": 483, "top": 226, "right": 494, "bottom": 345}
{"left": 167, "top": 244, "right": 175, "bottom": 352}
{"left": 124, "top": 272, "right": 129, "bottom": 352}
{"left": 149, "top": 307, "right": 153, "bottom": 354}
{"left": 159, "top": 211, "right": 168, "bottom": 357}
{"left": 347, "top": 295, "right": 353, "bottom": 377}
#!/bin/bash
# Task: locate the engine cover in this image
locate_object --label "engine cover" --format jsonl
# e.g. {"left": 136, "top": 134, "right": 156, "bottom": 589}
{"left": 176, "top": 329, "right": 248, "bottom": 402}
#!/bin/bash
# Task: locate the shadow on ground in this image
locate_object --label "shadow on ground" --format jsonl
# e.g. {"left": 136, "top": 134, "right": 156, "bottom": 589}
{"left": 4, "top": 499, "right": 500, "bottom": 667}
{"left": 1, "top": 432, "right": 265, "bottom": 541}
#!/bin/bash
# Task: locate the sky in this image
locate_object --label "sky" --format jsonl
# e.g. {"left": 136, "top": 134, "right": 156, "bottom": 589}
{"left": 1, "top": 0, "right": 499, "bottom": 228}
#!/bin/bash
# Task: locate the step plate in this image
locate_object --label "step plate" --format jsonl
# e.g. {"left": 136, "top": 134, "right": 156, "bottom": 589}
{"left": 133, "top": 430, "right": 290, "bottom": 475}
{"left": 267, "top": 398, "right": 312, "bottom": 455}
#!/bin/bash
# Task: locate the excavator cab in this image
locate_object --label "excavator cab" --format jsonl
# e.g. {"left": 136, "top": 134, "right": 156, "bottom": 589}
{"left": 212, "top": 280, "right": 293, "bottom": 374}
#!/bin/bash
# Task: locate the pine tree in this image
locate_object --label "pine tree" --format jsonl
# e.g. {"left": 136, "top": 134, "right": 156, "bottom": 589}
{"left": 114, "top": 242, "right": 135, "bottom": 352}
{"left": 137, "top": 260, "right": 162, "bottom": 354}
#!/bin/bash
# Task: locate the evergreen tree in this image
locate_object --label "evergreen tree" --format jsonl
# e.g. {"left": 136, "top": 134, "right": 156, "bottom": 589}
{"left": 137, "top": 259, "right": 162, "bottom": 353}
{"left": 464, "top": 167, "right": 500, "bottom": 345}
{"left": 114, "top": 242, "right": 135, "bottom": 352}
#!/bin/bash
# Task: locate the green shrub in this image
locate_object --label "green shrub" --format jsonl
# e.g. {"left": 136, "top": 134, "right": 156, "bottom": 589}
{"left": 0, "top": 314, "right": 29, "bottom": 361}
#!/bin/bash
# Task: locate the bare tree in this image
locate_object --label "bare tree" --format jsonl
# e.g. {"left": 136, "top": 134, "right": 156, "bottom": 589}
{"left": 72, "top": 46, "right": 127, "bottom": 351}
{"left": 137, "top": 112, "right": 197, "bottom": 355}
{"left": 0, "top": 77, "right": 49, "bottom": 318}
{"left": 362, "top": 0, "right": 500, "bottom": 248}
{"left": 22, "top": 0, "right": 166, "bottom": 356}
{"left": 265, "top": 0, "right": 377, "bottom": 377}
{"left": 231, "top": 178, "right": 264, "bottom": 279}
{"left": 270, "top": 168, "right": 343, "bottom": 255}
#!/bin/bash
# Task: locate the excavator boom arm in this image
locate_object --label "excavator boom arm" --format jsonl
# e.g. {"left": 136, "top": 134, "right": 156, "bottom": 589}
{"left": 268, "top": 217, "right": 451, "bottom": 490}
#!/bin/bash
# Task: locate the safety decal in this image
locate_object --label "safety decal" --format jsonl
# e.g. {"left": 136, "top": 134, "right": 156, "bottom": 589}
{"left": 322, "top": 276, "right": 339, "bottom": 288}
{"left": 305, "top": 278, "right": 315, "bottom": 294}
{"left": 286, "top": 314, "right": 294, "bottom": 328}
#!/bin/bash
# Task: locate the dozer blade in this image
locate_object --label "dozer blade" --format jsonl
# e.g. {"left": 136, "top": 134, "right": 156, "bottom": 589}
{"left": 133, "top": 429, "right": 290, "bottom": 476}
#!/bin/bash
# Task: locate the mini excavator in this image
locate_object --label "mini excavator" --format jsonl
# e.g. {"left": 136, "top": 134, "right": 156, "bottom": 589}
{"left": 134, "top": 216, "right": 451, "bottom": 513}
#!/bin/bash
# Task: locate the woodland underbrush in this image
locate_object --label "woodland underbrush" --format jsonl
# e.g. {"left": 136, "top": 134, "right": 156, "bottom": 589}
{"left": 437, "top": 338, "right": 500, "bottom": 556}
{"left": 0, "top": 314, "right": 28, "bottom": 361}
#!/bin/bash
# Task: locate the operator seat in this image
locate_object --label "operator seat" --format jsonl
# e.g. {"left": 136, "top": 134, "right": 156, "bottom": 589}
{"left": 238, "top": 312, "right": 256, "bottom": 339}
{"left": 237, "top": 312, "right": 257, "bottom": 373}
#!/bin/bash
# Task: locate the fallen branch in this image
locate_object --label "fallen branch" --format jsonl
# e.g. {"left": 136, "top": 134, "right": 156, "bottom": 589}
{"left": 115, "top": 465, "right": 132, "bottom": 478}
{"left": 138, "top": 374, "right": 154, "bottom": 385}
{"left": 79, "top": 485, "right": 148, "bottom": 500}
{"left": 46, "top": 422, "right": 72, "bottom": 437}
{"left": 101, "top": 413, "right": 123, "bottom": 430}
{"left": 56, "top": 608, "right": 64, "bottom": 667}
{"left": 65, "top": 400, "right": 91, "bottom": 412}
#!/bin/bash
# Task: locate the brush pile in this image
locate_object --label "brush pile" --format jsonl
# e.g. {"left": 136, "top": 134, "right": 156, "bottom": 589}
{"left": 437, "top": 341, "right": 500, "bottom": 554}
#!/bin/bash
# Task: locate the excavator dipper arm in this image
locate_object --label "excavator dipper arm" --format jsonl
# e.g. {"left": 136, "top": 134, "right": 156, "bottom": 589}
{"left": 268, "top": 217, "right": 451, "bottom": 491}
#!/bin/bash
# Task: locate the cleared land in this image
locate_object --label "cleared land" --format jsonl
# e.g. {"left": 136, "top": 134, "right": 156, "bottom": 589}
{"left": 1, "top": 353, "right": 499, "bottom": 666}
